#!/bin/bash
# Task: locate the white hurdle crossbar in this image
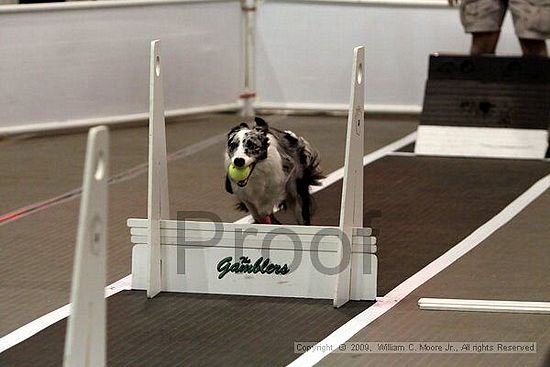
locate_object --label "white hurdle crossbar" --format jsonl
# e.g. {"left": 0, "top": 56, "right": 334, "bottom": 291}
{"left": 128, "top": 43, "right": 376, "bottom": 307}
{"left": 64, "top": 126, "right": 109, "bottom": 367}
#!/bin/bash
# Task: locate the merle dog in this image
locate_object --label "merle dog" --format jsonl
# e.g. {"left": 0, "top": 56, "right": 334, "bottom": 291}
{"left": 224, "top": 117, "right": 324, "bottom": 225}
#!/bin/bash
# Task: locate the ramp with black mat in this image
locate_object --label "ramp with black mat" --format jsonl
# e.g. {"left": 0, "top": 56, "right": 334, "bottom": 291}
{"left": 415, "top": 55, "right": 550, "bottom": 159}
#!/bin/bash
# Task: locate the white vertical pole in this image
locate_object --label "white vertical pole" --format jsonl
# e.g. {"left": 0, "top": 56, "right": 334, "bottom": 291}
{"left": 334, "top": 46, "right": 365, "bottom": 308}
{"left": 63, "top": 126, "right": 109, "bottom": 367}
{"left": 147, "top": 40, "right": 170, "bottom": 298}
{"left": 240, "top": 0, "right": 256, "bottom": 120}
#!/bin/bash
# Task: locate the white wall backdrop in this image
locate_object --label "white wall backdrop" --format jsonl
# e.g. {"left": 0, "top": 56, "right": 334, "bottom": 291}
{"left": 255, "top": 0, "right": 523, "bottom": 112}
{"left": 0, "top": 0, "right": 242, "bottom": 132}
{"left": 0, "top": 0, "right": 528, "bottom": 132}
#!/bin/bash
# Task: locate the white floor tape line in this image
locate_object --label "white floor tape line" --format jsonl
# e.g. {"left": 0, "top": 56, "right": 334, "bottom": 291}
{"left": 0, "top": 275, "right": 132, "bottom": 354}
{"left": 0, "top": 131, "right": 417, "bottom": 353}
{"left": 288, "top": 171, "right": 550, "bottom": 367}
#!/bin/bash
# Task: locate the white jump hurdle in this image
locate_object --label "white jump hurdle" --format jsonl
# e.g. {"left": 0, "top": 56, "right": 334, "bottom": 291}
{"left": 128, "top": 41, "right": 377, "bottom": 307}
{"left": 64, "top": 126, "right": 109, "bottom": 367}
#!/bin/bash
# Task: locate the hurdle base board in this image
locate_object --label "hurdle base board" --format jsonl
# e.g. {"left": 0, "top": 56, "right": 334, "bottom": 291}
{"left": 128, "top": 217, "right": 377, "bottom": 300}
{"left": 415, "top": 125, "right": 548, "bottom": 159}
{"left": 131, "top": 243, "right": 377, "bottom": 300}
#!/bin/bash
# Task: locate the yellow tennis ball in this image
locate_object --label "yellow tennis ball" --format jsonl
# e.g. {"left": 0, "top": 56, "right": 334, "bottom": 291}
{"left": 228, "top": 164, "right": 251, "bottom": 182}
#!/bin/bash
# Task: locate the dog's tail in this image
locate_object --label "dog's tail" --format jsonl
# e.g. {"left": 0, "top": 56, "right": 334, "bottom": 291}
{"left": 300, "top": 141, "right": 325, "bottom": 187}
{"left": 296, "top": 141, "right": 325, "bottom": 225}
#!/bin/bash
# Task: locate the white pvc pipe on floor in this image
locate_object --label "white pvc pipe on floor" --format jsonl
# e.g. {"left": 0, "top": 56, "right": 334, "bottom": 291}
{"left": 418, "top": 298, "right": 550, "bottom": 314}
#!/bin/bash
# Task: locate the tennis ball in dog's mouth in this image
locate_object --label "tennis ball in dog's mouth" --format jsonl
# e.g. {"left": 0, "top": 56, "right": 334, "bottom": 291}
{"left": 228, "top": 164, "right": 251, "bottom": 182}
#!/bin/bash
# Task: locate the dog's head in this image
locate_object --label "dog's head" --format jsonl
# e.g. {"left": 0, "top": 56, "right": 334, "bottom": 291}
{"left": 225, "top": 117, "right": 270, "bottom": 187}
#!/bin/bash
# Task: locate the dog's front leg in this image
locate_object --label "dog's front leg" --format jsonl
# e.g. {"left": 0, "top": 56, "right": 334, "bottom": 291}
{"left": 242, "top": 201, "right": 263, "bottom": 224}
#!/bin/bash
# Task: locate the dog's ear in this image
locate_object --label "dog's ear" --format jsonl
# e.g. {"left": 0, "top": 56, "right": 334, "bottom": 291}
{"left": 225, "top": 174, "right": 233, "bottom": 194}
{"left": 228, "top": 122, "right": 249, "bottom": 137}
{"left": 254, "top": 117, "right": 269, "bottom": 131}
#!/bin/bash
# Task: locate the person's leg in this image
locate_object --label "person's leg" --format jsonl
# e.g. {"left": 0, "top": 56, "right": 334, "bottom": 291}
{"left": 471, "top": 31, "right": 501, "bottom": 54}
{"left": 460, "top": 0, "right": 507, "bottom": 54}
{"left": 509, "top": 0, "right": 550, "bottom": 57}
{"left": 518, "top": 38, "right": 548, "bottom": 57}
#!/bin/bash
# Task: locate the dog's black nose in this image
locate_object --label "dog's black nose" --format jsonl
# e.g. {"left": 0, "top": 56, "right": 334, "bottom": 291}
{"left": 233, "top": 158, "right": 245, "bottom": 167}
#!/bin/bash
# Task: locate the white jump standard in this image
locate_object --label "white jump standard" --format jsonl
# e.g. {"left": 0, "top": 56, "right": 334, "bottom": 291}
{"left": 128, "top": 42, "right": 377, "bottom": 307}
{"left": 64, "top": 126, "right": 109, "bottom": 367}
